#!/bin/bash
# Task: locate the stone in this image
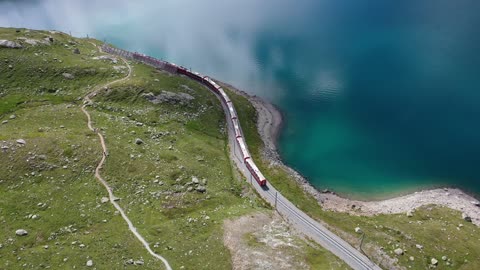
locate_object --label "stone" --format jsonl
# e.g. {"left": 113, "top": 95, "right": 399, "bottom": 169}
{"left": 9, "top": 115, "right": 16, "bottom": 119}
{"left": 431, "top": 258, "right": 438, "bottom": 265}
{"left": 442, "top": 256, "right": 447, "bottom": 261}
{"left": 86, "top": 260, "right": 93, "bottom": 267}
{"left": 1, "top": 120, "right": 8, "bottom": 124}
{"left": 394, "top": 248, "right": 404, "bottom": 255}
{"left": 192, "top": 176, "right": 199, "bottom": 184}
{"left": 62, "top": 73, "right": 75, "bottom": 80}
{"left": 135, "top": 138, "right": 144, "bottom": 145}
{"left": 73, "top": 48, "right": 80, "bottom": 54}
{"left": 471, "top": 201, "right": 480, "bottom": 207}
{"left": 101, "top": 197, "right": 109, "bottom": 203}
{"left": 415, "top": 244, "right": 423, "bottom": 249}
{"left": 134, "top": 260, "right": 144, "bottom": 265}
{"left": 406, "top": 210, "right": 414, "bottom": 217}
{"left": 126, "top": 259, "right": 134, "bottom": 265}
{"left": 16, "top": 139, "right": 26, "bottom": 145}
{"left": 0, "top": 40, "right": 22, "bottom": 49}
{"left": 462, "top": 213, "right": 472, "bottom": 222}
{"left": 354, "top": 227, "right": 362, "bottom": 234}
{"left": 196, "top": 185, "right": 206, "bottom": 193}
{"left": 15, "top": 229, "right": 28, "bottom": 236}
{"left": 409, "top": 256, "right": 415, "bottom": 261}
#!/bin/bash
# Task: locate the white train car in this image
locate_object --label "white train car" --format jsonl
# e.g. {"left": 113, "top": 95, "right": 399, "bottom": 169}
{"left": 232, "top": 118, "right": 242, "bottom": 138}
{"left": 245, "top": 158, "right": 267, "bottom": 186}
{"left": 227, "top": 102, "right": 237, "bottom": 120}
{"left": 235, "top": 137, "right": 250, "bottom": 161}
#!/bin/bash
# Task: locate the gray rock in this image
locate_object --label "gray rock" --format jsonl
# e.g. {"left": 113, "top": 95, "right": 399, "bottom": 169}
{"left": 394, "top": 248, "right": 404, "bottom": 255}
{"left": 431, "top": 258, "right": 438, "bottom": 265}
{"left": 134, "top": 260, "right": 144, "bottom": 265}
{"left": 9, "top": 115, "right": 16, "bottom": 119}
{"left": 462, "top": 213, "right": 472, "bottom": 222}
{"left": 142, "top": 91, "right": 195, "bottom": 105}
{"left": 354, "top": 227, "right": 362, "bottom": 234}
{"left": 16, "top": 139, "right": 26, "bottom": 145}
{"left": 406, "top": 210, "right": 414, "bottom": 217}
{"left": 73, "top": 48, "right": 80, "bottom": 54}
{"left": 196, "top": 185, "right": 206, "bottom": 193}
{"left": 126, "top": 259, "right": 134, "bottom": 265}
{"left": 442, "top": 256, "right": 447, "bottom": 261}
{"left": 101, "top": 197, "right": 109, "bottom": 203}
{"left": 2, "top": 120, "right": 8, "bottom": 124}
{"left": 15, "top": 229, "right": 28, "bottom": 236}
{"left": 135, "top": 138, "right": 144, "bottom": 145}
{"left": 415, "top": 244, "right": 423, "bottom": 249}
{"left": 62, "top": 73, "right": 75, "bottom": 80}
{"left": 192, "top": 176, "right": 199, "bottom": 184}
{"left": 0, "top": 40, "right": 22, "bottom": 49}
{"left": 86, "top": 260, "right": 93, "bottom": 267}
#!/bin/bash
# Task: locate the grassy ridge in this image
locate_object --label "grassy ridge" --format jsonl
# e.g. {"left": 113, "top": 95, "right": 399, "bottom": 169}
{"left": 1, "top": 27, "right": 344, "bottom": 270}
{"left": 226, "top": 88, "right": 480, "bottom": 269}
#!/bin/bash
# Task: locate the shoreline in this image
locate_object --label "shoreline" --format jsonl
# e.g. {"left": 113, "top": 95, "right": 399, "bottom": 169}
{"left": 221, "top": 82, "right": 480, "bottom": 226}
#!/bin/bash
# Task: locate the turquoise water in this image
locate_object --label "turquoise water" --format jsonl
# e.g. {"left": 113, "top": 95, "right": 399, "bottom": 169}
{"left": 3, "top": 0, "right": 480, "bottom": 198}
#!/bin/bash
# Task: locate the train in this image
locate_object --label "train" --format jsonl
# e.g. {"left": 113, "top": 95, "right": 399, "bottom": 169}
{"left": 121, "top": 48, "right": 268, "bottom": 187}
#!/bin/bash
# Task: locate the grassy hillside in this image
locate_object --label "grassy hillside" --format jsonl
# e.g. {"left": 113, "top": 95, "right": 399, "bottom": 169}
{"left": 226, "top": 88, "right": 480, "bottom": 270}
{"left": 0, "top": 27, "right": 348, "bottom": 269}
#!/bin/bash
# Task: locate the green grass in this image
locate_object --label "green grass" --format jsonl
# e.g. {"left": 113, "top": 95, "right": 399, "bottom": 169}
{"left": 226, "top": 87, "right": 480, "bottom": 270}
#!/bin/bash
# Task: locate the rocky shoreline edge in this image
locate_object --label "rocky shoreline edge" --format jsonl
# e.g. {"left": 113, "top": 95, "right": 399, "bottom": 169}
{"left": 221, "top": 82, "right": 480, "bottom": 226}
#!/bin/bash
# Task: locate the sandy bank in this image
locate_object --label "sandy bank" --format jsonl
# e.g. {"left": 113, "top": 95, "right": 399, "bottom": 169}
{"left": 221, "top": 82, "right": 480, "bottom": 226}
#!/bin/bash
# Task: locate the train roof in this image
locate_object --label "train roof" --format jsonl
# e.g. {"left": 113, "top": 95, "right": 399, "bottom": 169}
{"left": 228, "top": 103, "right": 237, "bottom": 118}
{"left": 236, "top": 137, "right": 250, "bottom": 158}
{"left": 245, "top": 159, "right": 266, "bottom": 180}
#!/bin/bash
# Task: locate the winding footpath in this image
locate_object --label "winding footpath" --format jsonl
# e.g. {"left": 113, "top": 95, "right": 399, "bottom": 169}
{"left": 80, "top": 47, "right": 172, "bottom": 270}
{"left": 100, "top": 45, "right": 381, "bottom": 269}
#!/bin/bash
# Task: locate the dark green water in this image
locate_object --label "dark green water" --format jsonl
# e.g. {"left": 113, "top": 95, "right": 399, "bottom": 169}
{"left": 3, "top": 0, "right": 479, "bottom": 198}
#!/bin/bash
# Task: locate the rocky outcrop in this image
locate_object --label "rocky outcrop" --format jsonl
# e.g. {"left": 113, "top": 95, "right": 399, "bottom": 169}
{"left": 142, "top": 91, "right": 195, "bottom": 105}
{"left": 62, "top": 73, "right": 75, "bottom": 80}
{"left": 0, "top": 40, "right": 22, "bottom": 49}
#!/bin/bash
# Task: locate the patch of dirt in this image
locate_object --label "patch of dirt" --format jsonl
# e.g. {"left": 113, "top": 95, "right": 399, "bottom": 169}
{"left": 223, "top": 212, "right": 308, "bottom": 270}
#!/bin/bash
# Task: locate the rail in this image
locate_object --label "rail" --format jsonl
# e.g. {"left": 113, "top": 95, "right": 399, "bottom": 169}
{"left": 101, "top": 44, "right": 382, "bottom": 270}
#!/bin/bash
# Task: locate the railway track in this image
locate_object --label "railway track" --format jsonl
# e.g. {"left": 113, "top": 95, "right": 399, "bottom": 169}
{"left": 102, "top": 44, "right": 382, "bottom": 270}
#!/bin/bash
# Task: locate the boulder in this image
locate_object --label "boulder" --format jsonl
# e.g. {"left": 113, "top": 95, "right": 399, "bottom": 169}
{"left": 406, "top": 210, "right": 414, "bottom": 217}
{"left": 196, "top": 185, "right": 206, "bottom": 193}
{"left": 16, "top": 139, "right": 26, "bottom": 145}
{"left": 101, "top": 197, "right": 109, "bottom": 203}
{"left": 135, "top": 138, "right": 144, "bottom": 145}
{"left": 354, "top": 227, "right": 362, "bottom": 234}
{"left": 462, "top": 213, "right": 472, "bottom": 222}
{"left": 15, "top": 229, "right": 28, "bottom": 236}
{"left": 192, "top": 176, "right": 199, "bottom": 184}
{"left": 86, "top": 260, "right": 93, "bottom": 267}
{"left": 415, "top": 244, "right": 423, "bottom": 249}
{"left": 0, "top": 40, "right": 22, "bottom": 49}
{"left": 9, "top": 115, "right": 16, "bottom": 119}
{"left": 394, "top": 248, "right": 404, "bottom": 255}
{"left": 442, "top": 256, "right": 447, "bottom": 261}
{"left": 431, "top": 258, "right": 438, "bottom": 265}
{"left": 62, "top": 73, "right": 75, "bottom": 80}
{"left": 73, "top": 48, "right": 80, "bottom": 54}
